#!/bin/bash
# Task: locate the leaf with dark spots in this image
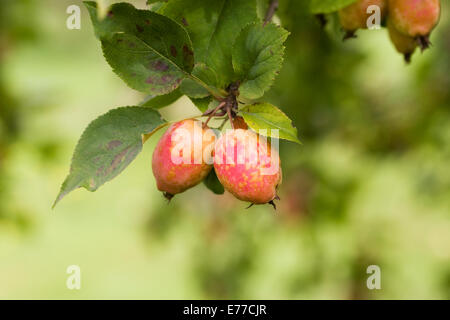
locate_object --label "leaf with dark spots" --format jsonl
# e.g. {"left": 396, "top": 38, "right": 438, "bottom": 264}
{"left": 182, "top": 44, "right": 194, "bottom": 60}
{"left": 102, "top": 33, "right": 186, "bottom": 95}
{"left": 54, "top": 107, "right": 166, "bottom": 207}
{"left": 170, "top": 46, "right": 177, "bottom": 57}
{"left": 161, "top": 75, "right": 174, "bottom": 83}
{"left": 136, "top": 24, "right": 144, "bottom": 33}
{"left": 161, "top": 0, "right": 258, "bottom": 88}
{"left": 104, "top": 146, "right": 132, "bottom": 176}
{"left": 85, "top": 1, "right": 194, "bottom": 95}
{"left": 107, "top": 140, "right": 122, "bottom": 150}
{"left": 151, "top": 61, "right": 169, "bottom": 72}
{"left": 96, "top": 165, "right": 104, "bottom": 177}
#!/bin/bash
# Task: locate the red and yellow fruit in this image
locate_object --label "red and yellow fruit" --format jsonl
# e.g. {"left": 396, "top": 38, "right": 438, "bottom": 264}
{"left": 214, "top": 129, "right": 281, "bottom": 207}
{"left": 339, "top": 0, "right": 388, "bottom": 39}
{"left": 152, "top": 119, "right": 215, "bottom": 199}
{"left": 387, "top": 17, "right": 418, "bottom": 63}
{"left": 388, "top": 0, "right": 440, "bottom": 49}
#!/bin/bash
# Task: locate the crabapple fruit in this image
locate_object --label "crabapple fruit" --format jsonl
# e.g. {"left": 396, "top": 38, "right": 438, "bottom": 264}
{"left": 339, "top": 0, "right": 387, "bottom": 39}
{"left": 152, "top": 119, "right": 215, "bottom": 199}
{"left": 388, "top": 0, "right": 441, "bottom": 50}
{"left": 214, "top": 129, "right": 281, "bottom": 207}
{"left": 387, "top": 17, "right": 418, "bottom": 63}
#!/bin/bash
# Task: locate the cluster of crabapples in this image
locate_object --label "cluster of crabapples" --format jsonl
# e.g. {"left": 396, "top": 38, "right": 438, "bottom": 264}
{"left": 151, "top": 118, "right": 282, "bottom": 208}
{"left": 337, "top": 0, "right": 441, "bottom": 62}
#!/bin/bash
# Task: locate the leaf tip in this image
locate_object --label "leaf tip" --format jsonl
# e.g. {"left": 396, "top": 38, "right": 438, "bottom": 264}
{"left": 52, "top": 192, "right": 65, "bottom": 209}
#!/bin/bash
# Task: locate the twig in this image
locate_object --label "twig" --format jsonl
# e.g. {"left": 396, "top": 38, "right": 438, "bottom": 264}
{"left": 218, "top": 118, "right": 228, "bottom": 130}
{"left": 263, "top": 0, "right": 279, "bottom": 26}
{"left": 203, "top": 102, "right": 226, "bottom": 128}
{"left": 227, "top": 105, "right": 235, "bottom": 129}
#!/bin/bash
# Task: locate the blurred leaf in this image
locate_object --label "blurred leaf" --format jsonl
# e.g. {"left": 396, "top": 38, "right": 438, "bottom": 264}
{"left": 233, "top": 22, "right": 289, "bottom": 100}
{"left": 147, "top": 2, "right": 168, "bottom": 13}
{"left": 309, "top": 0, "right": 358, "bottom": 14}
{"left": 54, "top": 107, "right": 166, "bottom": 207}
{"left": 240, "top": 103, "right": 300, "bottom": 143}
{"left": 203, "top": 169, "right": 225, "bottom": 194}
{"left": 189, "top": 96, "right": 213, "bottom": 113}
{"left": 141, "top": 88, "right": 183, "bottom": 109}
{"left": 161, "top": 0, "right": 258, "bottom": 88}
{"left": 85, "top": 1, "right": 194, "bottom": 95}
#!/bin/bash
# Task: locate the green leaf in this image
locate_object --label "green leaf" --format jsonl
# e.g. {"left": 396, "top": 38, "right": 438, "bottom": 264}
{"left": 232, "top": 22, "right": 289, "bottom": 100}
{"left": 162, "top": 0, "right": 258, "bottom": 89}
{"left": 54, "top": 107, "right": 166, "bottom": 207}
{"left": 141, "top": 88, "right": 182, "bottom": 109}
{"left": 147, "top": 2, "right": 168, "bottom": 13}
{"left": 180, "top": 63, "right": 219, "bottom": 98}
{"left": 85, "top": 1, "right": 194, "bottom": 95}
{"left": 203, "top": 169, "right": 225, "bottom": 195}
{"left": 240, "top": 103, "right": 300, "bottom": 144}
{"left": 189, "top": 96, "right": 213, "bottom": 113}
{"left": 309, "top": 0, "right": 358, "bottom": 14}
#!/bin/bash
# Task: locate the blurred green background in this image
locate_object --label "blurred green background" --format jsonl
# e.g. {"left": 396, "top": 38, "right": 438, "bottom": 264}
{"left": 0, "top": 0, "right": 448, "bottom": 299}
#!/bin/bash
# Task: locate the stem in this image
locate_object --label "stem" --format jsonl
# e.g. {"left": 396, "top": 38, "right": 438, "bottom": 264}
{"left": 199, "top": 81, "right": 240, "bottom": 129}
{"left": 263, "top": 0, "right": 279, "bottom": 26}
{"left": 218, "top": 118, "right": 228, "bottom": 130}
{"left": 187, "top": 74, "right": 226, "bottom": 99}
{"left": 227, "top": 105, "right": 235, "bottom": 129}
{"left": 203, "top": 102, "right": 226, "bottom": 128}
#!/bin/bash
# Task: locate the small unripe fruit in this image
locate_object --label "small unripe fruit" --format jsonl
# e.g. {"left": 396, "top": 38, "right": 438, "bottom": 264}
{"left": 152, "top": 119, "right": 214, "bottom": 199}
{"left": 389, "top": 0, "right": 441, "bottom": 49}
{"left": 232, "top": 116, "right": 249, "bottom": 130}
{"left": 387, "top": 17, "right": 417, "bottom": 63}
{"left": 214, "top": 129, "right": 281, "bottom": 207}
{"left": 339, "top": 0, "right": 387, "bottom": 39}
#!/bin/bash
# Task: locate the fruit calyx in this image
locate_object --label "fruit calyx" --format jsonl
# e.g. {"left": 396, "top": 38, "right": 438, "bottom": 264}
{"left": 416, "top": 35, "right": 431, "bottom": 51}
{"left": 247, "top": 195, "right": 281, "bottom": 210}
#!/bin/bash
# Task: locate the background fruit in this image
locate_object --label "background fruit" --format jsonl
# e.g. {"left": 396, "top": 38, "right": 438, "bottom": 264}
{"left": 389, "top": 0, "right": 441, "bottom": 49}
{"left": 214, "top": 129, "right": 281, "bottom": 206}
{"left": 387, "top": 17, "right": 418, "bottom": 63}
{"left": 339, "top": 0, "right": 387, "bottom": 39}
{"left": 152, "top": 119, "right": 214, "bottom": 199}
